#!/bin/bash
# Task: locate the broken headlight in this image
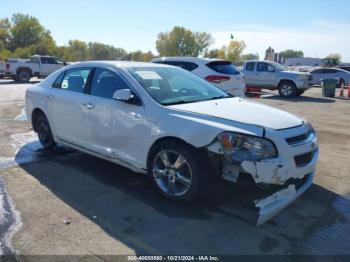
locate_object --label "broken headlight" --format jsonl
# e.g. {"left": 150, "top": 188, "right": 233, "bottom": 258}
{"left": 217, "top": 132, "right": 277, "bottom": 163}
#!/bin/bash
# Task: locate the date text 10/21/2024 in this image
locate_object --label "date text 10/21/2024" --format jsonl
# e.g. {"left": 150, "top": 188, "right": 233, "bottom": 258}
{"left": 127, "top": 256, "right": 220, "bottom": 261}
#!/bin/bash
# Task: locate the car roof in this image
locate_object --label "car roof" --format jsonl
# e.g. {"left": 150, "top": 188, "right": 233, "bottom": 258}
{"left": 65, "top": 61, "right": 175, "bottom": 69}
{"left": 151, "top": 57, "right": 228, "bottom": 65}
{"left": 312, "top": 67, "right": 349, "bottom": 73}
{"left": 244, "top": 60, "right": 275, "bottom": 63}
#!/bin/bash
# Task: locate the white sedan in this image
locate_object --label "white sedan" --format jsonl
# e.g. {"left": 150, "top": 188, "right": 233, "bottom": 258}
{"left": 26, "top": 61, "right": 319, "bottom": 225}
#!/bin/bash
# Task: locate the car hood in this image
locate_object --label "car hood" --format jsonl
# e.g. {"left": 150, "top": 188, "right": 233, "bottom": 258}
{"left": 168, "top": 97, "right": 303, "bottom": 130}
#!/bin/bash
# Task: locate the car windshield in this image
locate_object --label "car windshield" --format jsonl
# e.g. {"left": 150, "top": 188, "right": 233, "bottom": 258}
{"left": 126, "top": 66, "right": 231, "bottom": 105}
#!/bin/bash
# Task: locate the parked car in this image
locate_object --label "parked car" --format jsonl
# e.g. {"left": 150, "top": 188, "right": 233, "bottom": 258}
{"left": 335, "top": 65, "right": 350, "bottom": 73}
{"left": 242, "top": 60, "right": 313, "bottom": 97}
{"left": 310, "top": 68, "right": 350, "bottom": 87}
{"left": 5, "top": 55, "right": 67, "bottom": 82}
{"left": 151, "top": 57, "right": 246, "bottom": 97}
{"left": 26, "top": 61, "right": 319, "bottom": 225}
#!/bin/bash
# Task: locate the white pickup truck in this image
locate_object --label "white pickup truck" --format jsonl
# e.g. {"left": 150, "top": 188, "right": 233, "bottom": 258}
{"left": 5, "top": 55, "right": 67, "bottom": 82}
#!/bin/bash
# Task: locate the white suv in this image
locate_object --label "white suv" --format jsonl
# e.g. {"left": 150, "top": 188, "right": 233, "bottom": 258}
{"left": 151, "top": 57, "right": 246, "bottom": 97}
{"left": 26, "top": 61, "right": 318, "bottom": 225}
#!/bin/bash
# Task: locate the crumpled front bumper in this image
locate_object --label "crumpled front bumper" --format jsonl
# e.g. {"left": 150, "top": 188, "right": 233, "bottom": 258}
{"left": 255, "top": 171, "right": 314, "bottom": 225}
{"left": 206, "top": 122, "right": 319, "bottom": 225}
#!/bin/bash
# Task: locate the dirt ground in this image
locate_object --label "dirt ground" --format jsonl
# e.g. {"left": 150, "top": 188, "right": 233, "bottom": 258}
{"left": 0, "top": 79, "right": 349, "bottom": 259}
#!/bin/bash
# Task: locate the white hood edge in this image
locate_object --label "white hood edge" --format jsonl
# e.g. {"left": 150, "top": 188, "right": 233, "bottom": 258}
{"left": 168, "top": 98, "right": 303, "bottom": 130}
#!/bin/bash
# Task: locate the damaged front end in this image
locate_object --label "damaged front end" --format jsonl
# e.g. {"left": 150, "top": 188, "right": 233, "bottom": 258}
{"left": 206, "top": 126, "right": 318, "bottom": 225}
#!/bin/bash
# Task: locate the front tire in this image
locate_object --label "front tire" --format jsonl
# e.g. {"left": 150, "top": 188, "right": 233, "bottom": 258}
{"left": 278, "top": 81, "right": 297, "bottom": 97}
{"left": 148, "top": 141, "right": 208, "bottom": 202}
{"left": 35, "top": 114, "right": 56, "bottom": 150}
{"left": 296, "top": 89, "right": 305, "bottom": 96}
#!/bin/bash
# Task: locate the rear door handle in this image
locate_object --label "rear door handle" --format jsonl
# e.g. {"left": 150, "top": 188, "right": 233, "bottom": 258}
{"left": 46, "top": 95, "right": 54, "bottom": 100}
{"left": 82, "top": 103, "right": 95, "bottom": 109}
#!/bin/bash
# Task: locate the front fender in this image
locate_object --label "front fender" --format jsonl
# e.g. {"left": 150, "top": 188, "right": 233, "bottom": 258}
{"left": 161, "top": 111, "right": 264, "bottom": 148}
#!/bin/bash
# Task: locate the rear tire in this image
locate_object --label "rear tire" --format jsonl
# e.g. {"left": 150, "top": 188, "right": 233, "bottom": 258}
{"left": 16, "top": 69, "right": 31, "bottom": 82}
{"left": 35, "top": 114, "right": 56, "bottom": 150}
{"left": 148, "top": 141, "right": 208, "bottom": 202}
{"left": 278, "top": 81, "right": 297, "bottom": 97}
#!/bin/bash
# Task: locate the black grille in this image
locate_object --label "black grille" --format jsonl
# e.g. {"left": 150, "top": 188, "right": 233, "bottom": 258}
{"left": 286, "top": 134, "right": 307, "bottom": 145}
{"left": 287, "top": 173, "right": 311, "bottom": 190}
{"left": 308, "top": 75, "right": 313, "bottom": 81}
{"left": 294, "top": 151, "right": 315, "bottom": 167}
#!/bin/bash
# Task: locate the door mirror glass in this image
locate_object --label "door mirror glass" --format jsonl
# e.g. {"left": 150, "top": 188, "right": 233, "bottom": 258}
{"left": 113, "top": 89, "right": 134, "bottom": 102}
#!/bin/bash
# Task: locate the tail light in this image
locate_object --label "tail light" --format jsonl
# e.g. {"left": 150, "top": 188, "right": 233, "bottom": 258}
{"left": 6, "top": 63, "right": 10, "bottom": 70}
{"left": 205, "top": 75, "right": 230, "bottom": 83}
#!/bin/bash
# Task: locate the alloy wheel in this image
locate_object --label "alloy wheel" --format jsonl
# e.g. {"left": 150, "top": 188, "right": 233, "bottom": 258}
{"left": 152, "top": 150, "right": 193, "bottom": 197}
{"left": 280, "top": 84, "right": 293, "bottom": 96}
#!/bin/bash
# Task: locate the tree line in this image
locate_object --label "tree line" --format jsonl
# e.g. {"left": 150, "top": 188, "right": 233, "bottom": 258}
{"left": 2, "top": 13, "right": 339, "bottom": 63}
{"left": 0, "top": 13, "right": 258, "bottom": 63}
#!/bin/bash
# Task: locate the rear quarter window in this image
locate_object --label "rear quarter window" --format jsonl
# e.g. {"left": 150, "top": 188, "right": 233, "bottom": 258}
{"left": 154, "top": 61, "right": 199, "bottom": 72}
{"left": 206, "top": 61, "right": 240, "bottom": 75}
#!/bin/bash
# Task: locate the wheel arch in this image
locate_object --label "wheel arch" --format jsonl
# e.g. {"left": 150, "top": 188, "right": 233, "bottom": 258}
{"left": 278, "top": 79, "right": 296, "bottom": 88}
{"left": 146, "top": 136, "right": 207, "bottom": 172}
{"left": 16, "top": 66, "right": 33, "bottom": 76}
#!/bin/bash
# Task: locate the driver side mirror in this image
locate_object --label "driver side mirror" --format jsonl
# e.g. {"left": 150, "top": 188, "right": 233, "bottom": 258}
{"left": 112, "top": 89, "right": 140, "bottom": 105}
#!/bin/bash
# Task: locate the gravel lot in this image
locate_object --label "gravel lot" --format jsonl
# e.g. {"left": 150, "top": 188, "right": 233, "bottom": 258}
{"left": 0, "top": 79, "right": 349, "bottom": 259}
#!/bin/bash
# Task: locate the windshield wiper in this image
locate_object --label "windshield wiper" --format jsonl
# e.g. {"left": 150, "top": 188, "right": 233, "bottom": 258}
{"left": 162, "top": 100, "right": 195, "bottom": 106}
{"left": 163, "top": 95, "right": 231, "bottom": 106}
{"left": 207, "top": 95, "right": 232, "bottom": 101}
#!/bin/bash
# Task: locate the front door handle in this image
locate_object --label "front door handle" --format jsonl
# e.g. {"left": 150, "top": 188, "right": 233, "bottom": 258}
{"left": 46, "top": 95, "right": 54, "bottom": 100}
{"left": 82, "top": 103, "right": 95, "bottom": 109}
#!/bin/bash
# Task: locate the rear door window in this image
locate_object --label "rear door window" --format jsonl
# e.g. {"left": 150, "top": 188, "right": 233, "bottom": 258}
{"left": 323, "top": 69, "right": 338, "bottom": 74}
{"left": 311, "top": 69, "right": 324, "bottom": 74}
{"left": 90, "top": 68, "right": 130, "bottom": 99}
{"left": 30, "top": 57, "right": 40, "bottom": 64}
{"left": 206, "top": 61, "right": 240, "bottom": 75}
{"left": 40, "top": 57, "right": 49, "bottom": 64}
{"left": 60, "top": 68, "right": 92, "bottom": 93}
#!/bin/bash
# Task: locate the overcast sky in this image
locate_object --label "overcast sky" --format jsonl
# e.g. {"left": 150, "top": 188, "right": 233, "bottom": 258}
{"left": 2, "top": 0, "right": 350, "bottom": 61}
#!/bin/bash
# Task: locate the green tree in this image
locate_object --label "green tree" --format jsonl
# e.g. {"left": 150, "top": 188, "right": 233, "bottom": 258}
{"left": 127, "top": 50, "right": 154, "bottom": 61}
{"left": 9, "top": 13, "right": 53, "bottom": 51}
{"left": 205, "top": 49, "right": 219, "bottom": 58}
{"left": 279, "top": 49, "right": 304, "bottom": 59}
{"left": 0, "top": 18, "right": 11, "bottom": 49}
{"left": 324, "top": 53, "right": 342, "bottom": 65}
{"left": 87, "top": 42, "right": 127, "bottom": 60}
{"left": 142, "top": 51, "right": 154, "bottom": 62}
{"left": 156, "top": 26, "right": 213, "bottom": 57}
{"left": 62, "top": 40, "right": 88, "bottom": 61}
{"left": 241, "top": 53, "right": 259, "bottom": 61}
{"left": 225, "top": 40, "right": 246, "bottom": 62}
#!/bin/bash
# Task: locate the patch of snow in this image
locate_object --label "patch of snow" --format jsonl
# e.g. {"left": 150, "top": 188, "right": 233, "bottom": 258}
{"left": 0, "top": 131, "right": 40, "bottom": 171}
{"left": 14, "top": 108, "right": 27, "bottom": 122}
{"left": 0, "top": 178, "right": 22, "bottom": 256}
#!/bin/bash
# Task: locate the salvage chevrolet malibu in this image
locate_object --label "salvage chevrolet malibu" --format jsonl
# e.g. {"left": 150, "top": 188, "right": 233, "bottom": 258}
{"left": 25, "top": 61, "right": 319, "bottom": 224}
